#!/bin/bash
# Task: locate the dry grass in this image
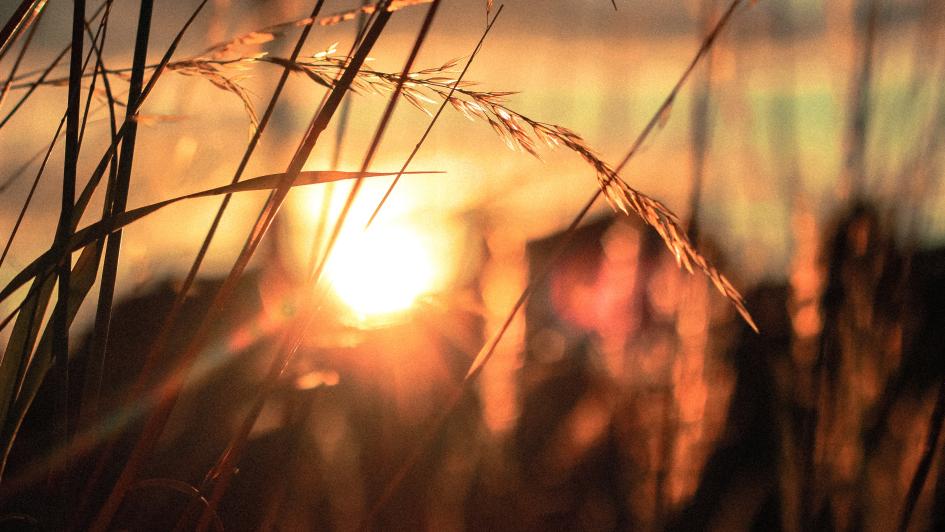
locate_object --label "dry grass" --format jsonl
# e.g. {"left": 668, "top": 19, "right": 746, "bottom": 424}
{"left": 4, "top": 0, "right": 942, "bottom": 530}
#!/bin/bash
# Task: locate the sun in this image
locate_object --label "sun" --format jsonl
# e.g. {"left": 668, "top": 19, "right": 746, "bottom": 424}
{"left": 325, "top": 224, "right": 437, "bottom": 322}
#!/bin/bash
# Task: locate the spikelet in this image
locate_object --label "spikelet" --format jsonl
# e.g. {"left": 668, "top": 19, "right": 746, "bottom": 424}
{"left": 167, "top": 58, "right": 260, "bottom": 133}
{"left": 257, "top": 51, "right": 757, "bottom": 329}
{"left": 74, "top": 39, "right": 756, "bottom": 330}
{"left": 600, "top": 172, "right": 757, "bottom": 331}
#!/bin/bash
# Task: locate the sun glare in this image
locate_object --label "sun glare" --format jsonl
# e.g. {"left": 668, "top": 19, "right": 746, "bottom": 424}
{"left": 326, "top": 225, "right": 437, "bottom": 321}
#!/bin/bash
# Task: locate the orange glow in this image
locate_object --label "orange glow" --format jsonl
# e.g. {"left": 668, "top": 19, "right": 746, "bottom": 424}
{"left": 325, "top": 224, "right": 438, "bottom": 322}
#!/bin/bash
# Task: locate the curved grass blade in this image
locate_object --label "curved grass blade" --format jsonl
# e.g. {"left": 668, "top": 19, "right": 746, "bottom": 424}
{"left": 362, "top": 3, "right": 751, "bottom": 522}
{"left": 0, "top": 170, "right": 432, "bottom": 305}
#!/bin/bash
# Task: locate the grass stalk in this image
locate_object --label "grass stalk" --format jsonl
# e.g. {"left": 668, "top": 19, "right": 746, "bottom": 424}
{"left": 77, "top": 7, "right": 336, "bottom": 506}
{"left": 0, "top": 0, "right": 212, "bottom": 508}
{"left": 45, "top": 0, "right": 87, "bottom": 522}
{"left": 119, "top": 0, "right": 330, "bottom": 405}
{"left": 0, "top": 115, "right": 65, "bottom": 271}
{"left": 88, "top": 3, "right": 396, "bottom": 529}
{"left": 0, "top": 3, "right": 113, "bottom": 276}
{"left": 0, "top": 1, "right": 216, "bottom": 309}
{"left": 193, "top": 2, "right": 444, "bottom": 527}
{"left": 76, "top": 0, "right": 120, "bottom": 435}
{"left": 307, "top": 0, "right": 372, "bottom": 272}
{"left": 307, "top": 0, "right": 441, "bottom": 289}
{"left": 80, "top": 0, "right": 152, "bottom": 445}
{"left": 75, "top": 0, "right": 325, "bottom": 513}
{"left": 0, "top": 14, "right": 116, "bottom": 463}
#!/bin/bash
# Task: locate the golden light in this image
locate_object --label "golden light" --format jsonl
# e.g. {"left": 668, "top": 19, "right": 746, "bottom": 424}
{"left": 325, "top": 224, "right": 438, "bottom": 321}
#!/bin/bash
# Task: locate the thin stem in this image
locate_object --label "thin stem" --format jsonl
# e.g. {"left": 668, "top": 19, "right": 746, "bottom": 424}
{"left": 80, "top": 0, "right": 152, "bottom": 444}
{"left": 364, "top": 4, "right": 504, "bottom": 229}
{"left": 307, "top": 0, "right": 372, "bottom": 273}
{"left": 76, "top": 0, "right": 120, "bottom": 436}
{"left": 0, "top": 115, "right": 65, "bottom": 271}
{"left": 0, "top": 4, "right": 113, "bottom": 274}
{"left": 195, "top": 1, "right": 435, "bottom": 526}
{"left": 47, "top": 0, "right": 86, "bottom": 523}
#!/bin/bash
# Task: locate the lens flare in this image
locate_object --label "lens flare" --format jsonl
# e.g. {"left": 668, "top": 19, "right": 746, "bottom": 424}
{"left": 325, "top": 225, "right": 436, "bottom": 321}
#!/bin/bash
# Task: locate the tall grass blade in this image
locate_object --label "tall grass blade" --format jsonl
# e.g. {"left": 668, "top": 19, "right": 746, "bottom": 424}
{"left": 75, "top": 1, "right": 332, "bottom": 519}
{"left": 80, "top": 0, "right": 152, "bottom": 461}
{"left": 195, "top": 4, "right": 442, "bottom": 526}
{"left": 0, "top": 0, "right": 211, "bottom": 341}
{"left": 198, "top": 1, "right": 425, "bottom": 516}
{"left": 0, "top": 3, "right": 114, "bottom": 274}
{"left": 308, "top": 0, "right": 371, "bottom": 272}
{"left": 0, "top": 114, "right": 65, "bottom": 271}
{"left": 89, "top": 4, "right": 393, "bottom": 528}
{"left": 77, "top": 0, "right": 120, "bottom": 434}
{"left": 45, "top": 0, "right": 87, "bottom": 505}
{"left": 0, "top": 0, "right": 208, "bottom": 498}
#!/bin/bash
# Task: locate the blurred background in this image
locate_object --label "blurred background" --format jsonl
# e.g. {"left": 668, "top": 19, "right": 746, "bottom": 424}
{"left": 1, "top": 0, "right": 945, "bottom": 530}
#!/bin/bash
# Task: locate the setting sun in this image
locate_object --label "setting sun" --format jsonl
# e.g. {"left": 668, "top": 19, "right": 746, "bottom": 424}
{"left": 325, "top": 225, "right": 437, "bottom": 321}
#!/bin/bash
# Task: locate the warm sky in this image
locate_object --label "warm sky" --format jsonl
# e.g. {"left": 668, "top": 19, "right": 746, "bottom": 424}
{"left": 1, "top": 0, "right": 942, "bottom": 309}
